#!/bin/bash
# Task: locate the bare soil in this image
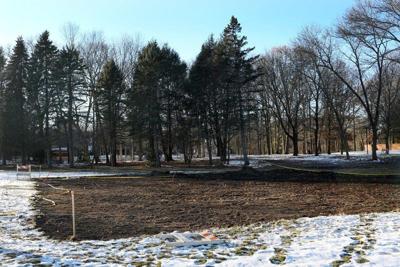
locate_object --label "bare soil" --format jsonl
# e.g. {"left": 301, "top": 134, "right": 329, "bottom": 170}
{"left": 34, "top": 169, "right": 400, "bottom": 240}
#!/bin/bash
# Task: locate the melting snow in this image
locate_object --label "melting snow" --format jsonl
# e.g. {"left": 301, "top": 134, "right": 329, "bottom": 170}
{"left": 224, "top": 150, "right": 400, "bottom": 167}
{"left": 0, "top": 170, "right": 154, "bottom": 180}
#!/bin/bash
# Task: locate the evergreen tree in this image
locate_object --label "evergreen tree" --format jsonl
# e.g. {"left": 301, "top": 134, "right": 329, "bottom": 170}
{"left": 96, "top": 60, "right": 125, "bottom": 166}
{"left": 2, "top": 38, "right": 29, "bottom": 163}
{"left": 210, "top": 40, "right": 232, "bottom": 162}
{"left": 219, "top": 16, "right": 259, "bottom": 165}
{"left": 56, "top": 45, "right": 86, "bottom": 167}
{"left": 159, "top": 45, "right": 187, "bottom": 161}
{"left": 27, "top": 31, "right": 58, "bottom": 166}
{"left": 190, "top": 17, "right": 259, "bottom": 165}
{"left": 129, "top": 41, "right": 163, "bottom": 167}
{"left": 0, "top": 47, "right": 6, "bottom": 164}
{"left": 189, "top": 36, "right": 217, "bottom": 165}
{"left": 128, "top": 42, "right": 187, "bottom": 167}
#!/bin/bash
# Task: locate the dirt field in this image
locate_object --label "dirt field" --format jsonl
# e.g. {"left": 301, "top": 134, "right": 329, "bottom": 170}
{"left": 34, "top": 172, "right": 400, "bottom": 240}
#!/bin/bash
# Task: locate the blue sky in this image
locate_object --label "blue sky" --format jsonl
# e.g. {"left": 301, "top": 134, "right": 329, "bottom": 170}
{"left": 0, "top": 0, "right": 356, "bottom": 62}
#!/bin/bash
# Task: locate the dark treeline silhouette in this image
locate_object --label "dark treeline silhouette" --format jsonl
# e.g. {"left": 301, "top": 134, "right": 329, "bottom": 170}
{"left": 1, "top": 1, "right": 400, "bottom": 167}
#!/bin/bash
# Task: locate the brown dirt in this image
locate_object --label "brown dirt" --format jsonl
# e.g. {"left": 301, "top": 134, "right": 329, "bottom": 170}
{"left": 34, "top": 173, "right": 400, "bottom": 241}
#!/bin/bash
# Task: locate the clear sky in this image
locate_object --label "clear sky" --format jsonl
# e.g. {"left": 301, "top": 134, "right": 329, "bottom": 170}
{"left": 0, "top": 0, "right": 356, "bottom": 62}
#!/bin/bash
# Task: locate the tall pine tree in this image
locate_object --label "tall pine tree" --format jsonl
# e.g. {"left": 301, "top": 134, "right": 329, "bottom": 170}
{"left": 159, "top": 45, "right": 187, "bottom": 161}
{"left": 129, "top": 41, "right": 163, "bottom": 167}
{"left": 188, "top": 36, "right": 217, "bottom": 165}
{"left": 56, "top": 45, "right": 86, "bottom": 167}
{"left": 28, "top": 31, "right": 58, "bottom": 166}
{"left": 2, "top": 38, "right": 29, "bottom": 163}
{"left": 219, "top": 16, "right": 259, "bottom": 165}
{"left": 96, "top": 60, "right": 125, "bottom": 166}
{"left": 0, "top": 47, "right": 6, "bottom": 164}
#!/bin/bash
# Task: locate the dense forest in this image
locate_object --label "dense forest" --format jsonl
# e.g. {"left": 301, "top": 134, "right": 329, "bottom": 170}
{"left": 1, "top": 0, "right": 400, "bottom": 167}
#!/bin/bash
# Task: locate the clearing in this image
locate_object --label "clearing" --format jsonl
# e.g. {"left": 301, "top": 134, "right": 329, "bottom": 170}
{"left": 1, "top": 153, "right": 400, "bottom": 266}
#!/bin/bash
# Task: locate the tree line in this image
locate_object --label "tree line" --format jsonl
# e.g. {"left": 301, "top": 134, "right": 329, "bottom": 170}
{"left": 1, "top": 0, "right": 400, "bottom": 167}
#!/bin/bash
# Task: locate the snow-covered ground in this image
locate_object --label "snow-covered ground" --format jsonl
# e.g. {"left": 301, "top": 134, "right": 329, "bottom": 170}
{"left": 1, "top": 176, "right": 400, "bottom": 266}
{"left": 0, "top": 170, "right": 115, "bottom": 180}
{"left": 0, "top": 169, "right": 158, "bottom": 180}
{"left": 225, "top": 150, "right": 400, "bottom": 167}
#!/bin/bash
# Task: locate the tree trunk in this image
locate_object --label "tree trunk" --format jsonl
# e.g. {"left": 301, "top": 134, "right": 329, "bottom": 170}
{"left": 152, "top": 124, "right": 161, "bottom": 168}
{"left": 302, "top": 127, "right": 307, "bottom": 154}
{"left": 111, "top": 146, "right": 117, "bottom": 166}
{"left": 68, "top": 118, "right": 74, "bottom": 167}
{"left": 216, "top": 135, "right": 222, "bottom": 157}
{"left": 67, "top": 77, "right": 74, "bottom": 168}
{"left": 206, "top": 139, "right": 212, "bottom": 165}
{"left": 339, "top": 127, "right": 350, "bottom": 160}
{"left": 284, "top": 135, "right": 289, "bottom": 155}
{"left": 220, "top": 137, "right": 227, "bottom": 163}
{"left": 166, "top": 108, "right": 173, "bottom": 161}
{"left": 385, "top": 130, "right": 390, "bottom": 155}
{"left": 292, "top": 130, "right": 299, "bottom": 156}
{"left": 340, "top": 137, "right": 344, "bottom": 155}
{"left": 138, "top": 137, "right": 143, "bottom": 161}
{"left": 314, "top": 116, "right": 319, "bottom": 156}
{"left": 266, "top": 128, "right": 272, "bottom": 155}
{"left": 384, "top": 117, "right": 391, "bottom": 155}
{"left": 238, "top": 93, "right": 249, "bottom": 166}
{"left": 92, "top": 101, "right": 101, "bottom": 164}
{"left": 110, "top": 130, "right": 117, "bottom": 166}
{"left": 353, "top": 105, "right": 357, "bottom": 151}
{"left": 105, "top": 146, "right": 109, "bottom": 165}
{"left": 204, "top": 121, "right": 213, "bottom": 165}
{"left": 327, "top": 117, "right": 331, "bottom": 155}
{"left": 160, "top": 133, "right": 168, "bottom": 162}
{"left": 264, "top": 115, "right": 272, "bottom": 155}
{"left": 371, "top": 126, "right": 378, "bottom": 161}
{"left": 45, "top": 105, "right": 52, "bottom": 167}
{"left": 344, "top": 137, "right": 350, "bottom": 160}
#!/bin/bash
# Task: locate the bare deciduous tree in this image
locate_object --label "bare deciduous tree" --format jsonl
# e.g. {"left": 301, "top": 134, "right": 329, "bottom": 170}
{"left": 301, "top": 5, "right": 392, "bottom": 160}
{"left": 261, "top": 47, "right": 306, "bottom": 156}
{"left": 79, "top": 31, "right": 109, "bottom": 163}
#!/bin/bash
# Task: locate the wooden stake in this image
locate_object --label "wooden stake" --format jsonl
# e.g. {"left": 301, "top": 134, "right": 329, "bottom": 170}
{"left": 71, "top": 190, "right": 76, "bottom": 240}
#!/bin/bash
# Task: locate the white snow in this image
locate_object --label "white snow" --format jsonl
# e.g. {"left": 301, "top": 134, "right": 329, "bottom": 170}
{"left": 0, "top": 170, "right": 153, "bottom": 180}
{"left": 223, "top": 150, "right": 400, "bottom": 167}
{"left": 1, "top": 173, "right": 400, "bottom": 266}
